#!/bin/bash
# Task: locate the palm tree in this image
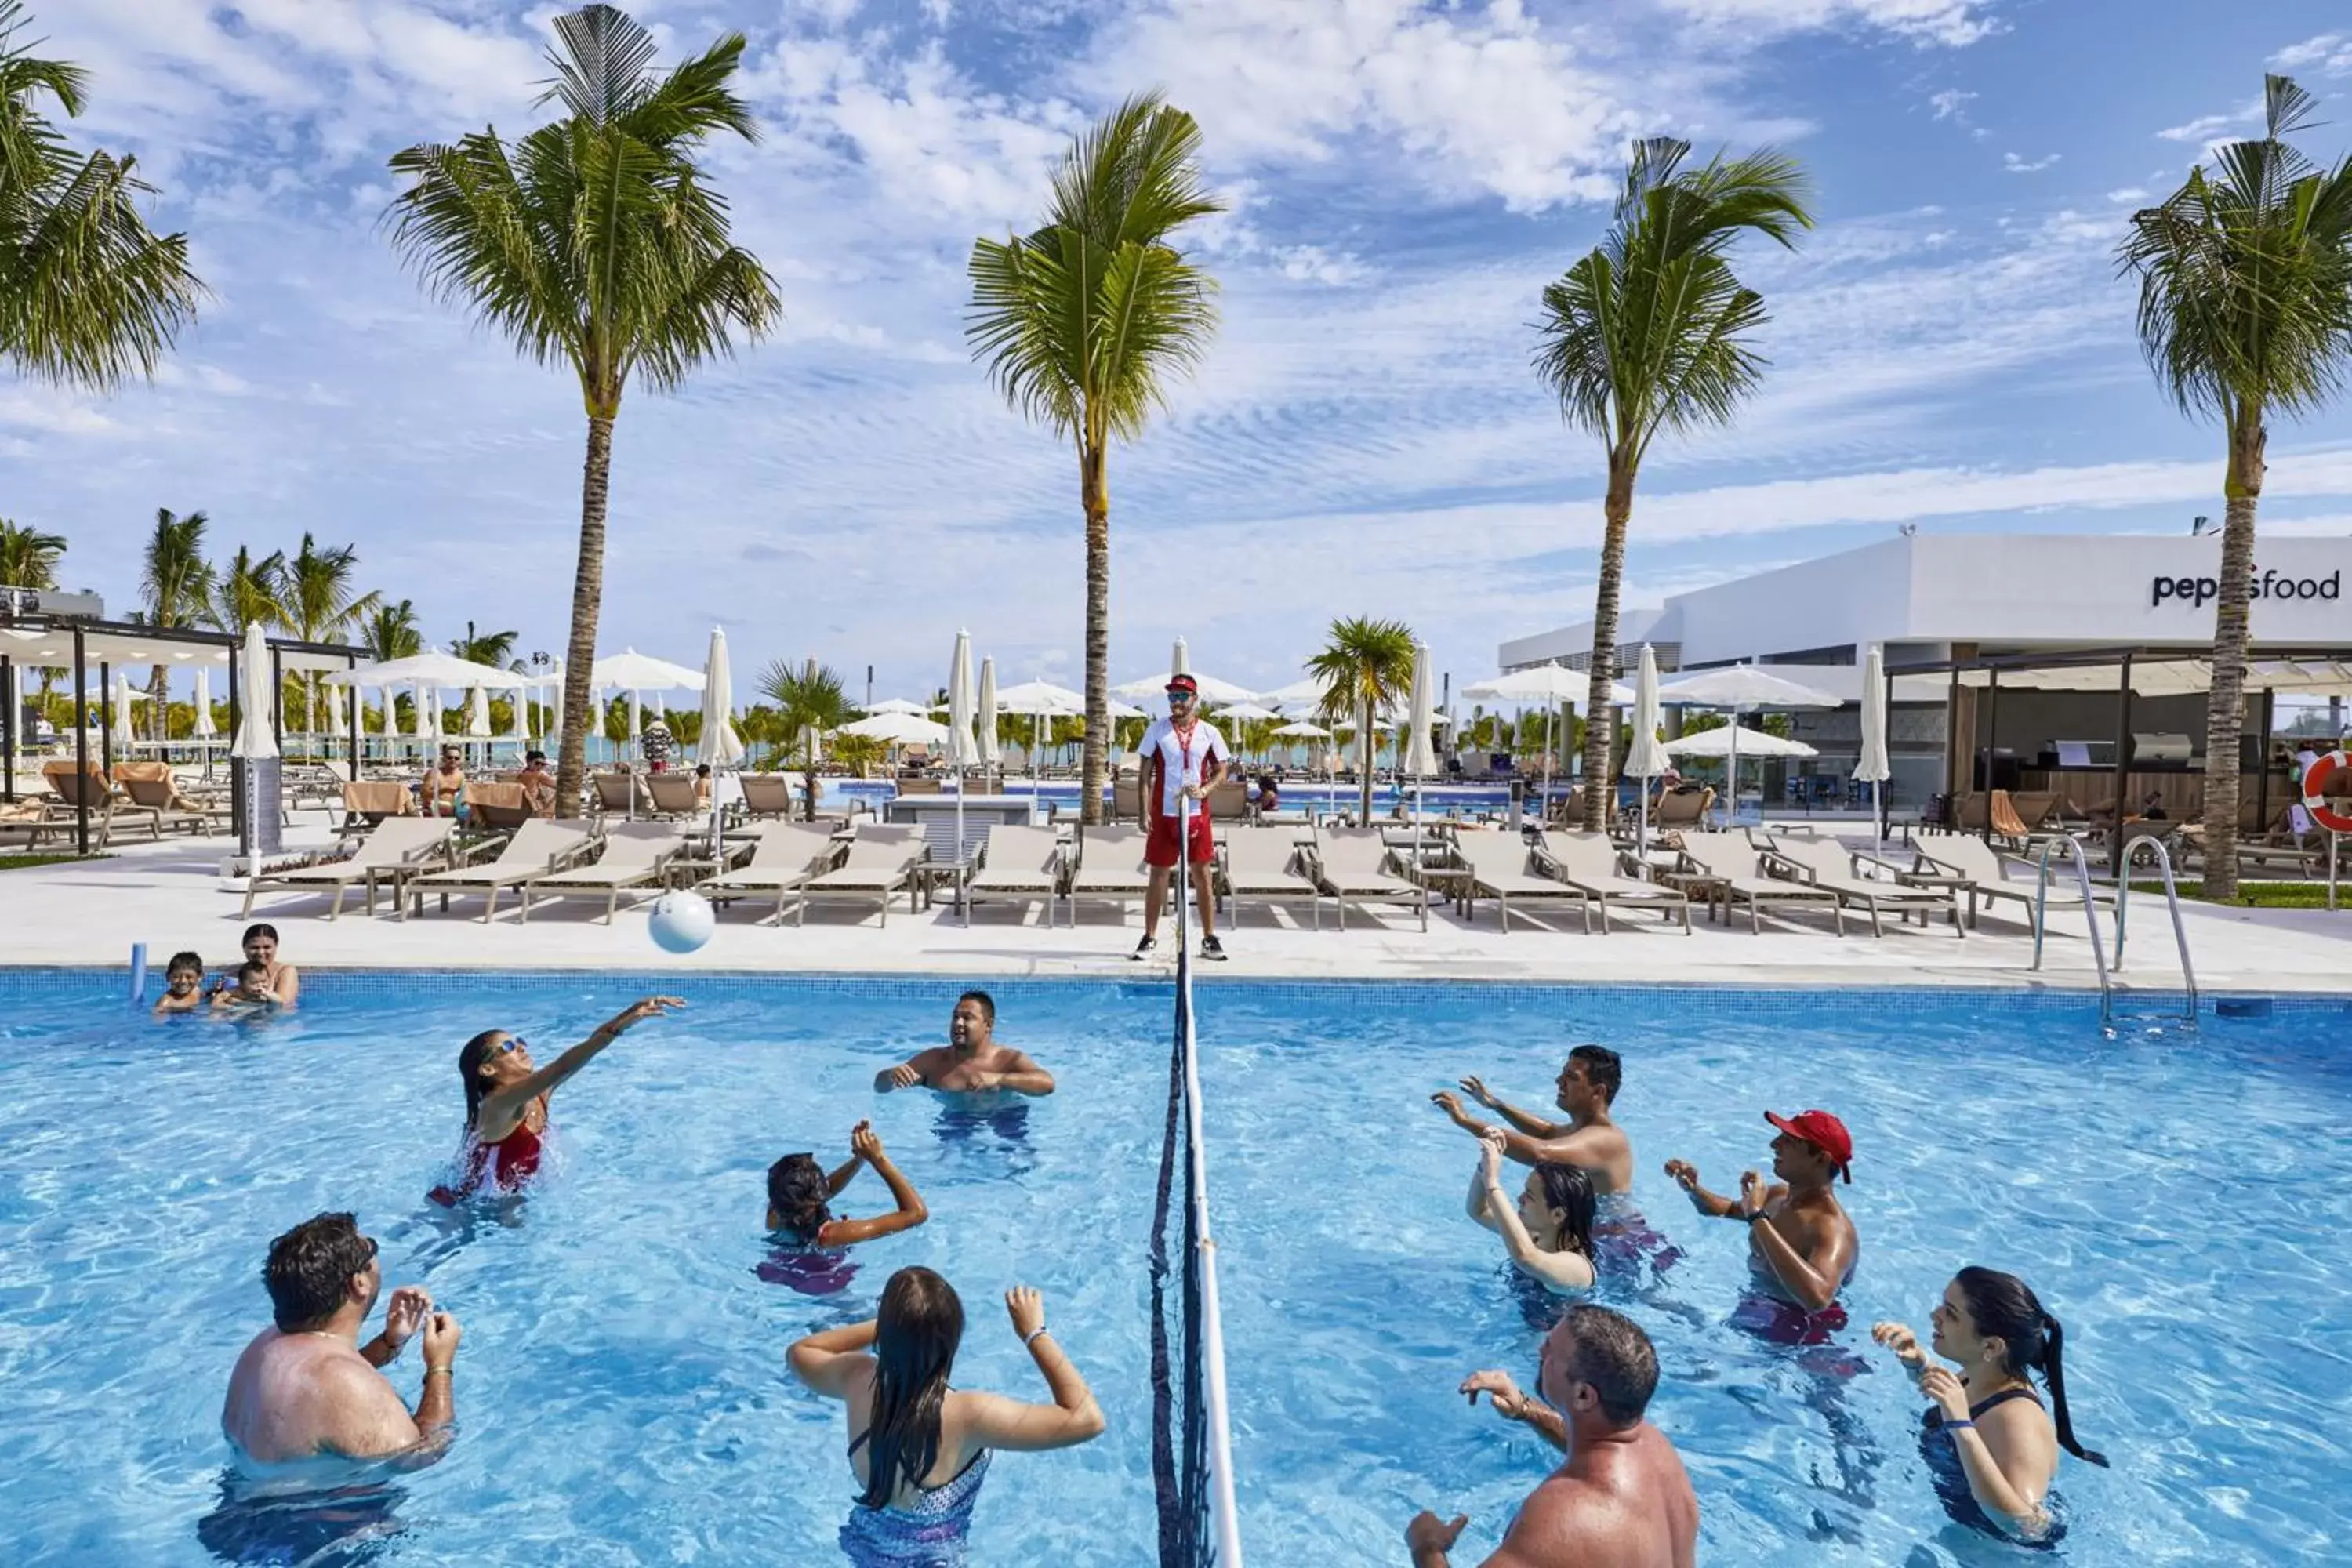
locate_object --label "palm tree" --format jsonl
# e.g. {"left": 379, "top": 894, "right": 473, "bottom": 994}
{"left": 1307, "top": 616, "right": 1417, "bottom": 824}
{"left": 0, "top": 2, "right": 202, "bottom": 390}
{"left": 278, "top": 533, "right": 380, "bottom": 734}
{"left": 449, "top": 620, "right": 518, "bottom": 669}
{"left": 212, "top": 546, "right": 286, "bottom": 635}
{"left": 386, "top": 4, "right": 782, "bottom": 816}
{"left": 1534, "top": 136, "right": 1812, "bottom": 829}
{"left": 0, "top": 517, "right": 65, "bottom": 586}
{"left": 760, "top": 657, "right": 853, "bottom": 819}
{"left": 136, "top": 507, "right": 215, "bottom": 738}
{"left": 2118, "top": 74, "right": 2352, "bottom": 898}
{"left": 967, "top": 92, "right": 1223, "bottom": 825}
{"left": 363, "top": 599, "right": 423, "bottom": 662}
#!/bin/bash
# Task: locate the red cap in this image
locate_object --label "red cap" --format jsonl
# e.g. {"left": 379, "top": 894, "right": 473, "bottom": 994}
{"left": 1765, "top": 1109, "right": 1853, "bottom": 1182}
{"left": 1165, "top": 673, "right": 1199, "bottom": 695}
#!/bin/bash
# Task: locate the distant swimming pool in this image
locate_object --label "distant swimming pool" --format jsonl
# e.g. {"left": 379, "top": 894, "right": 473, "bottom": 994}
{"left": 1, "top": 972, "right": 2345, "bottom": 1565}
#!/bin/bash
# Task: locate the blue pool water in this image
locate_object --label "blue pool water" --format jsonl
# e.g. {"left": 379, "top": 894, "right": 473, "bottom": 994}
{"left": 2, "top": 974, "right": 2347, "bottom": 1566}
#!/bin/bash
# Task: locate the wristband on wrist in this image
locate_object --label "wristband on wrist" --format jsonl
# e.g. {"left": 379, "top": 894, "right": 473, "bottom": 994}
{"left": 1740, "top": 1208, "right": 1766, "bottom": 1224}
{"left": 1939, "top": 1417, "right": 1974, "bottom": 1432}
{"left": 1022, "top": 1326, "right": 1051, "bottom": 1349}
{"left": 424, "top": 1363, "right": 454, "bottom": 1377}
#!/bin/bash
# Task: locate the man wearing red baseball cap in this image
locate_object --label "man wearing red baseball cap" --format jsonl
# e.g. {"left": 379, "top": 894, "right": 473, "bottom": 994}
{"left": 1664, "top": 1109, "right": 1858, "bottom": 1319}
{"left": 1133, "top": 673, "right": 1229, "bottom": 961}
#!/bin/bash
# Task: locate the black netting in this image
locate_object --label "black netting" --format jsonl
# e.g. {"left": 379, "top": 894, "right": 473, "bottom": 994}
{"left": 1149, "top": 942, "right": 1214, "bottom": 1566}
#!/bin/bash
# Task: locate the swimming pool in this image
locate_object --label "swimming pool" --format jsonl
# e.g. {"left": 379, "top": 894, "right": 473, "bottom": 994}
{"left": 1, "top": 973, "right": 2345, "bottom": 1565}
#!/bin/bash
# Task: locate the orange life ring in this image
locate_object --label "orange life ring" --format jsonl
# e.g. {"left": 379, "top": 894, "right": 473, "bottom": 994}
{"left": 2304, "top": 750, "right": 2352, "bottom": 834}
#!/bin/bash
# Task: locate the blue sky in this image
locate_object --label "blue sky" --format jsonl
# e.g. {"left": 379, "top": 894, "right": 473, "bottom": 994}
{"left": 14, "top": 0, "right": 2352, "bottom": 700}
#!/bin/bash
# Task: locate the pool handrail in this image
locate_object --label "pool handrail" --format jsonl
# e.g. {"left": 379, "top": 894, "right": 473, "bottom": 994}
{"left": 2031, "top": 835, "right": 2111, "bottom": 1023}
{"left": 2112, "top": 837, "right": 2199, "bottom": 1025}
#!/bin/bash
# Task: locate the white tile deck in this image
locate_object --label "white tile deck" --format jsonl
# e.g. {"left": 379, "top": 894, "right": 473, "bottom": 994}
{"left": 8, "top": 815, "right": 2348, "bottom": 996}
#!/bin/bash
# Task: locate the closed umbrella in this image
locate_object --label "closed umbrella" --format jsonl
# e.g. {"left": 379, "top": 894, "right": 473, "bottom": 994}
{"left": 1624, "top": 645, "right": 1668, "bottom": 851}
{"left": 1403, "top": 641, "right": 1436, "bottom": 831}
{"left": 976, "top": 656, "right": 1001, "bottom": 783}
{"left": 112, "top": 673, "right": 136, "bottom": 752}
{"left": 232, "top": 624, "right": 276, "bottom": 760}
{"left": 1854, "top": 644, "right": 1891, "bottom": 851}
{"left": 412, "top": 681, "right": 433, "bottom": 743}
{"left": 193, "top": 666, "right": 217, "bottom": 739}
{"left": 701, "top": 626, "right": 743, "bottom": 860}
{"left": 466, "top": 684, "right": 492, "bottom": 739}
{"left": 946, "top": 632, "right": 980, "bottom": 918}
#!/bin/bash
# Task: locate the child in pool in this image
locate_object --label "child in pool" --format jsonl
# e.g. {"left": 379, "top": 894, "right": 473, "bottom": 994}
{"left": 212, "top": 959, "right": 280, "bottom": 1012}
{"left": 153, "top": 952, "right": 208, "bottom": 1014}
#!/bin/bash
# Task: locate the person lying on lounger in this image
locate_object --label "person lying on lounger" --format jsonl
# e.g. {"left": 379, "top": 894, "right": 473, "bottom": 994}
{"left": 873, "top": 992, "right": 1055, "bottom": 1096}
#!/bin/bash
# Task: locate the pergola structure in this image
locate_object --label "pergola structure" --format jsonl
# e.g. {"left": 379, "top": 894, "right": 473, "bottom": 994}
{"left": 1885, "top": 643, "right": 2352, "bottom": 862}
{"left": 1, "top": 610, "right": 366, "bottom": 855}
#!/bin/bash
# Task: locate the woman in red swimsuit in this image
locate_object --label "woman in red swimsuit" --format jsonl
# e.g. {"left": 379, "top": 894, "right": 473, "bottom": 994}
{"left": 430, "top": 995, "right": 684, "bottom": 1203}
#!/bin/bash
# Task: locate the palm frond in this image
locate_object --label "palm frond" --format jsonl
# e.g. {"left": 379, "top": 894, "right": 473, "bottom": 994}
{"left": 539, "top": 4, "right": 661, "bottom": 127}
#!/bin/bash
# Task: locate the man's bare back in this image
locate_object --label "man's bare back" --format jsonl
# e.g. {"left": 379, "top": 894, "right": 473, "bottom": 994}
{"left": 1501, "top": 1425, "right": 1697, "bottom": 1568}
{"left": 224, "top": 1331, "right": 414, "bottom": 1469}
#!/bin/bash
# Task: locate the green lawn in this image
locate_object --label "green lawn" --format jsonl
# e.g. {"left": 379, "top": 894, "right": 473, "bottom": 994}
{"left": 2134, "top": 880, "right": 2348, "bottom": 909}
{"left": 0, "top": 853, "right": 106, "bottom": 872}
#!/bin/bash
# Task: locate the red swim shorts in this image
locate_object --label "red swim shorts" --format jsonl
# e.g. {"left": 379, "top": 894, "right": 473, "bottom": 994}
{"left": 1145, "top": 811, "right": 1215, "bottom": 869}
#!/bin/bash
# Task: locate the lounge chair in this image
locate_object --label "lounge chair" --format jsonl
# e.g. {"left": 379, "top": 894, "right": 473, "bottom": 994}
{"left": 737, "top": 773, "right": 798, "bottom": 822}
{"left": 1065, "top": 825, "right": 1156, "bottom": 920}
{"left": 1669, "top": 840, "right": 1846, "bottom": 935}
{"left": 37, "top": 760, "right": 154, "bottom": 848}
{"left": 800, "top": 823, "right": 927, "bottom": 926}
{"left": 895, "top": 776, "right": 942, "bottom": 797}
{"left": 1204, "top": 778, "right": 1249, "bottom": 821}
{"left": 1220, "top": 826, "right": 1323, "bottom": 929}
{"left": 520, "top": 822, "right": 681, "bottom": 924}
{"left": 241, "top": 817, "right": 456, "bottom": 920}
{"left": 1540, "top": 833, "right": 1692, "bottom": 934}
{"left": 407, "top": 819, "right": 596, "bottom": 922}
{"left": 644, "top": 772, "right": 702, "bottom": 818}
{"left": 964, "top": 824, "right": 1066, "bottom": 927}
{"left": 1312, "top": 826, "right": 1428, "bottom": 931}
{"left": 463, "top": 780, "right": 533, "bottom": 832}
{"left": 111, "top": 762, "right": 219, "bottom": 836}
{"left": 702, "top": 822, "right": 842, "bottom": 924}
{"left": 341, "top": 779, "right": 417, "bottom": 828}
{"left": 591, "top": 771, "right": 645, "bottom": 819}
{"left": 1445, "top": 830, "right": 1587, "bottom": 932}
{"left": 1905, "top": 834, "right": 2111, "bottom": 931}
{"left": 1759, "top": 834, "right": 1963, "bottom": 938}
{"left": 1653, "top": 787, "right": 1714, "bottom": 831}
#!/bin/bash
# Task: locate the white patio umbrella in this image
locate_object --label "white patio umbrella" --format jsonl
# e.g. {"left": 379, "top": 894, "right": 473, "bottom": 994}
{"left": 1624, "top": 644, "right": 1669, "bottom": 852}
{"left": 1214, "top": 701, "right": 1282, "bottom": 722}
{"left": 1114, "top": 640, "right": 1260, "bottom": 707}
{"left": 860, "top": 697, "right": 927, "bottom": 716}
{"left": 842, "top": 712, "right": 950, "bottom": 746}
{"left": 193, "top": 666, "right": 218, "bottom": 738}
{"left": 1660, "top": 664, "right": 1836, "bottom": 826}
{"left": 1271, "top": 720, "right": 1330, "bottom": 737}
{"left": 1403, "top": 641, "right": 1437, "bottom": 831}
{"left": 1461, "top": 665, "right": 1633, "bottom": 808}
{"left": 334, "top": 650, "right": 523, "bottom": 689}
{"left": 1258, "top": 676, "right": 1325, "bottom": 711}
{"left": 946, "top": 631, "right": 981, "bottom": 909}
{"left": 1854, "top": 644, "right": 1891, "bottom": 850}
{"left": 590, "top": 648, "right": 703, "bottom": 691}
{"left": 232, "top": 623, "right": 276, "bottom": 760}
{"left": 976, "top": 657, "right": 1002, "bottom": 782}
{"left": 701, "top": 626, "right": 744, "bottom": 858}
{"left": 994, "top": 679, "right": 1085, "bottom": 713}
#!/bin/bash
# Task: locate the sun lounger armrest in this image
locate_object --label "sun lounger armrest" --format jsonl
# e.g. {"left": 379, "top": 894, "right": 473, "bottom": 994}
{"left": 1757, "top": 848, "right": 1817, "bottom": 884}
{"left": 1849, "top": 848, "right": 1911, "bottom": 880}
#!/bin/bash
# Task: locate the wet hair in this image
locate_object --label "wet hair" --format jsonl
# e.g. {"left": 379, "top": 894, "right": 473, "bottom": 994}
{"left": 238, "top": 960, "right": 270, "bottom": 986}
{"left": 1556, "top": 1304, "right": 1658, "bottom": 1426}
{"left": 457, "top": 1029, "right": 507, "bottom": 1127}
{"left": 956, "top": 989, "right": 995, "bottom": 1029}
{"left": 1953, "top": 1267, "right": 2107, "bottom": 1466}
{"left": 165, "top": 950, "right": 203, "bottom": 978}
{"left": 240, "top": 923, "right": 278, "bottom": 950}
{"left": 263, "top": 1211, "right": 373, "bottom": 1331}
{"left": 1529, "top": 1161, "right": 1596, "bottom": 1260}
{"left": 1568, "top": 1044, "right": 1621, "bottom": 1104}
{"left": 858, "top": 1267, "right": 965, "bottom": 1508}
{"left": 526, "top": 750, "right": 546, "bottom": 764}
{"left": 767, "top": 1153, "right": 832, "bottom": 1241}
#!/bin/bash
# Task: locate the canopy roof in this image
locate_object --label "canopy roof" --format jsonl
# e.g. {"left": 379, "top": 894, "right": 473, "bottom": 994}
{"left": 1951, "top": 656, "right": 2352, "bottom": 698}
{"left": 0, "top": 619, "right": 361, "bottom": 674}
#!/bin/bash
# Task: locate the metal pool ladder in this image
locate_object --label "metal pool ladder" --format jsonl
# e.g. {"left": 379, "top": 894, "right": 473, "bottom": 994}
{"left": 2111, "top": 837, "right": 2200, "bottom": 1025}
{"left": 2031, "top": 837, "right": 2113, "bottom": 1025}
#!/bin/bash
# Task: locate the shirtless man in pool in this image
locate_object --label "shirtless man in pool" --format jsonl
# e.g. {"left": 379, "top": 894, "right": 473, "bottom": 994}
{"left": 1664, "top": 1109, "right": 1858, "bottom": 1314}
{"left": 1431, "top": 1046, "right": 1633, "bottom": 1196}
{"left": 223, "top": 1212, "right": 462, "bottom": 1469}
{"left": 873, "top": 991, "right": 1055, "bottom": 1096}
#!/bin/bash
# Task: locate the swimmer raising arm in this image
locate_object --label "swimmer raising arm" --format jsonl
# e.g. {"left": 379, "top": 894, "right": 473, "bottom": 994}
{"left": 1458, "top": 1075, "right": 1565, "bottom": 1139}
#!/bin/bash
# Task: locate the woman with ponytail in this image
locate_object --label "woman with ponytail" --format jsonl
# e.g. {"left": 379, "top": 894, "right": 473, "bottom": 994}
{"left": 1873, "top": 1267, "right": 2107, "bottom": 1541}
{"left": 788, "top": 1269, "right": 1106, "bottom": 1564}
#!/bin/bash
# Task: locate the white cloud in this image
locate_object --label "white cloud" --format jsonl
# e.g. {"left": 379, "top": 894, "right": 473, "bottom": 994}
{"left": 2155, "top": 112, "right": 2234, "bottom": 143}
{"left": 2270, "top": 33, "right": 2352, "bottom": 76}
{"left": 2002, "top": 151, "right": 2060, "bottom": 173}
{"left": 1928, "top": 87, "right": 1976, "bottom": 122}
{"left": 1658, "top": 0, "right": 1998, "bottom": 47}
{"left": 2107, "top": 186, "right": 2149, "bottom": 204}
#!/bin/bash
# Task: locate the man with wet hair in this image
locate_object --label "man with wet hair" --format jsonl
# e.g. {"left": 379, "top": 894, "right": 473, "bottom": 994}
{"left": 873, "top": 990, "right": 1056, "bottom": 1095}
{"left": 1432, "top": 1044, "right": 1634, "bottom": 1196}
{"left": 1408, "top": 1305, "right": 1698, "bottom": 1566}
{"left": 222, "top": 1212, "right": 462, "bottom": 1468}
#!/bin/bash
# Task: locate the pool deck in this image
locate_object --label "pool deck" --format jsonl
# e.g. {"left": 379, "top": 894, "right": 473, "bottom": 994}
{"left": 6, "top": 813, "right": 2347, "bottom": 996}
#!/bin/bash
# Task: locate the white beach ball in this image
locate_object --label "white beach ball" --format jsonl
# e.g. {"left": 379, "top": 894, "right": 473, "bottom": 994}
{"left": 648, "top": 891, "right": 716, "bottom": 954}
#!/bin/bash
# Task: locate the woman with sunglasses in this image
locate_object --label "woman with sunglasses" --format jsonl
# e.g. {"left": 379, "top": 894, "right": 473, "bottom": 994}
{"left": 430, "top": 996, "right": 684, "bottom": 1204}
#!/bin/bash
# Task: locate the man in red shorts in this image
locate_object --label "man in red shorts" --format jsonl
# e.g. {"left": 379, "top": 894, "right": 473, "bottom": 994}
{"left": 1134, "top": 673, "right": 1229, "bottom": 960}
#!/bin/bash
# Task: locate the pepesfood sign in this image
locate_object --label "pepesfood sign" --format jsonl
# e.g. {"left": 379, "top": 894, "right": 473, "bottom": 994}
{"left": 2151, "top": 568, "right": 2342, "bottom": 609}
